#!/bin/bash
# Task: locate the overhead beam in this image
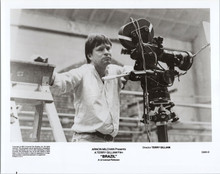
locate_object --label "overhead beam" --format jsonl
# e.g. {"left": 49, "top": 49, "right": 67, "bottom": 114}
{"left": 12, "top": 24, "right": 120, "bottom": 43}
{"left": 88, "top": 9, "right": 97, "bottom": 22}
{"left": 105, "top": 9, "right": 116, "bottom": 24}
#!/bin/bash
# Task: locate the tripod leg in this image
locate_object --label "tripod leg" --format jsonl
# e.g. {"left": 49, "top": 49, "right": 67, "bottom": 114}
{"left": 156, "top": 122, "right": 168, "bottom": 142}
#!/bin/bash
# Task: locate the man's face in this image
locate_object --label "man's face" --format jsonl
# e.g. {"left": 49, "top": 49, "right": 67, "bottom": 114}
{"left": 89, "top": 43, "right": 112, "bottom": 69}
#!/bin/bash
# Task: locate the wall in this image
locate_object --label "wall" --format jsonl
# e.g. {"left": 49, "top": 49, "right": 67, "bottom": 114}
{"left": 191, "top": 23, "right": 211, "bottom": 122}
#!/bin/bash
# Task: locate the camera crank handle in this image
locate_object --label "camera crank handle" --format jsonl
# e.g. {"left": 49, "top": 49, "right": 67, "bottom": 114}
{"left": 102, "top": 74, "right": 129, "bottom": 81}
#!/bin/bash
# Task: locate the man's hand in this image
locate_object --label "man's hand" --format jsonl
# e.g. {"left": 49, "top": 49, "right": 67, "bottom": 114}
{"left": 50, "top": 71, "right": 56, "bottom": 86}
{"left": 122, "top": 65, "right": 133, "bottom": 81}
{"left": 120, "top": 65, "right": 133, "bottom": 89}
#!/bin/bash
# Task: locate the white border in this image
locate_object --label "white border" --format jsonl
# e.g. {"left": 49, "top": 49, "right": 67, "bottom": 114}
{"left": 1, "top": 0, "right": 220, "bottom": 173}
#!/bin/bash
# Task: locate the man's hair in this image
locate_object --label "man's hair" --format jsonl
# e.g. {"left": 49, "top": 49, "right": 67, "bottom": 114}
{"left": 85, "top": 34, "right": 112, "bottom": 63}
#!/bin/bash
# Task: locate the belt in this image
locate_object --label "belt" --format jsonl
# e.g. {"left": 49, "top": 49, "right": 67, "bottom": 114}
{"left": 76, "top": 131, "right": 114, "bottom": 141}
{"left": 93, "top": 131, "right": 114, "bottom": 141}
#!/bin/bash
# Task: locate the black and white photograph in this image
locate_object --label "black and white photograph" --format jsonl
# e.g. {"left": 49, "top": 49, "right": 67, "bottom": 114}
{"left": 1, "top": 0, "right": 220, "bottom": 173}
{"left": 9, "top": 8, "right": 211, "bottom": 143}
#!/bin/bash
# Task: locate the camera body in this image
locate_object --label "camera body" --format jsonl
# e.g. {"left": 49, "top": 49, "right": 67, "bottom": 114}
{"left": 118, "top": 18, "right": 193, "bottom": 72}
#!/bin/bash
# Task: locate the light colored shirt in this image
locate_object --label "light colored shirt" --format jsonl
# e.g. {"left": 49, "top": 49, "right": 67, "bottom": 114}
{"left": 52, "top": 64, "right": 124, "bottom": 137}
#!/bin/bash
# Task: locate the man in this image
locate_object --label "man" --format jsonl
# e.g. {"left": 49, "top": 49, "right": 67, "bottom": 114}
{"left": 51, "top": 33, "right": 131, "bottom": 142}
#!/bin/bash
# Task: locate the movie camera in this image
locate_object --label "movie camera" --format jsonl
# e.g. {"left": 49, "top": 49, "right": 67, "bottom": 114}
{"left": 118, "top": 18, "right": 195, "bottom": 142}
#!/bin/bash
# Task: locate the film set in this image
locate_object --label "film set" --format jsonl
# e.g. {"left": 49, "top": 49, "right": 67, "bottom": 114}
{"left": 10, "top": 9, "right": 211, "bottom": 143}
